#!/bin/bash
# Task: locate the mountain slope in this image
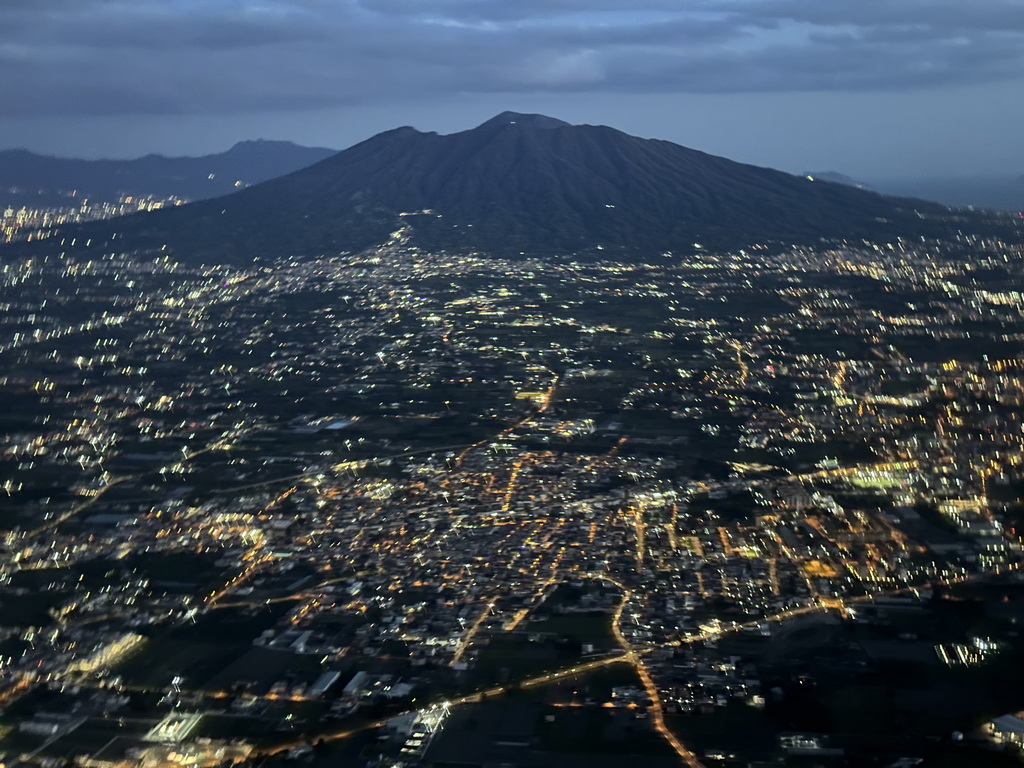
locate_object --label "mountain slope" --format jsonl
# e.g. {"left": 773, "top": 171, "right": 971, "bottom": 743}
{"left": 810, "top": 170, "right": 1024, "bottom": 212}
{"left": 873, "top": 176, "right": 1024, "bottom": 212}
{"left": 8, "top": 113, "right": 1020, "bottom": 262}
{"left": 0, "top": 140, "right": 336, "bottom": 207}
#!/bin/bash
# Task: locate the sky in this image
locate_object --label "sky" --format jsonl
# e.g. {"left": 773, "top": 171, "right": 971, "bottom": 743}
{"left": 3, "top": 0, "right": 1024, "bottom": 179}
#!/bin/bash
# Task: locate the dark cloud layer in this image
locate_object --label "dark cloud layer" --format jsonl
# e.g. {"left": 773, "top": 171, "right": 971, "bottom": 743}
{"left": 3, "top": 0, "right": 1024, "bottom": 117}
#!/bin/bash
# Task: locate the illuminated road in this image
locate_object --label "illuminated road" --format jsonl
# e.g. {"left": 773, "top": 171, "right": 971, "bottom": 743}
{"left": 792, "top": 458, "right": 920, "bottom": 483}
{"left": 589, "top": 575, "right": 707, "bottom": 768}
{"left": 23, "top": 475, "right": 130, "bottom": 537}
{"left": 631, "top": 502, "right": 646, "bottom": 571}
{"left": 500, "top": 456, "right": 527, "bottom": 512}
{"left": 672, "top": 557, "right": 1024, "bottom": 647}
{"left": 729, "top": 339, "right": 748, "bottom": 387}
{"left": 203, "top": 487, "right": 293, "bottom": 606}
{"left": 258, "top": 653, "right": 633, "bottom": 756}
{"left": 452, "top": 375, "right": 559, "bottom": 470}
{"left": 451, "top": 599, "right": 495, "bottom": 667}
{"left": 0, "top": 675, "right": 33, "bottom": 710}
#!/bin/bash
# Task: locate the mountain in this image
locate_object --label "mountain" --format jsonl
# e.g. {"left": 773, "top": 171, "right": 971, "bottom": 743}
{"left": 7, "top": 112, "right": 1021, "bottom": 263}
{"left": 0, "top": 139, "right": 336, "bottom": 208}
{"left": 808, "top": 170, "right": 1024, "bottom": 212}
{"left": 871, "top": 176, "right": 1024, "bottom": 212}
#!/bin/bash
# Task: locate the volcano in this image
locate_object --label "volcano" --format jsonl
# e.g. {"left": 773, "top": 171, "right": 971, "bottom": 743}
{"left": 10, "top": 112, "right": 1018, "bottom": 262}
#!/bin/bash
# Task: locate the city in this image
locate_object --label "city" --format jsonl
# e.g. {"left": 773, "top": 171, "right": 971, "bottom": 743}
{"left": 2, "top": 197, "right": 185, "bottom": 246}
{"left": 2, "top": 222, "right": 1024, "bottom": 765}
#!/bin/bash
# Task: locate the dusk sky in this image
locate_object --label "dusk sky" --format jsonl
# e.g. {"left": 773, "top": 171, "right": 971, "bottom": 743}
{"left": 4, "top": 0, "right": 1024, "bottom": 179}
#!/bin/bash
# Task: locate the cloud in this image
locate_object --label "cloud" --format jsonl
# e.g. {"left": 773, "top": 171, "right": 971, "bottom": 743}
{"left": 2, "top": 0, "right": 1023, "bottom": 117}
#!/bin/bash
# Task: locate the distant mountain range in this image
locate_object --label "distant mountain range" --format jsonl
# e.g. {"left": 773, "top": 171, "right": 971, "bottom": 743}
{"left": 5, "top": 113, "right": 1021, "bottom": 263}
{"left": 809, "top": 171, "right": 1024, "bottom": 212}
{"left": 0, "top": 140, "right": 336, "bottom": 208}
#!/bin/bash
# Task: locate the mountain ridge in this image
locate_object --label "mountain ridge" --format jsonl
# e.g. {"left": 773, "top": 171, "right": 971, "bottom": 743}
{"left": 5, "top": 113, "right": 1021, "bottom": 262}
{"left": 0, "top": 140, "right": 336, "bottom": 208}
